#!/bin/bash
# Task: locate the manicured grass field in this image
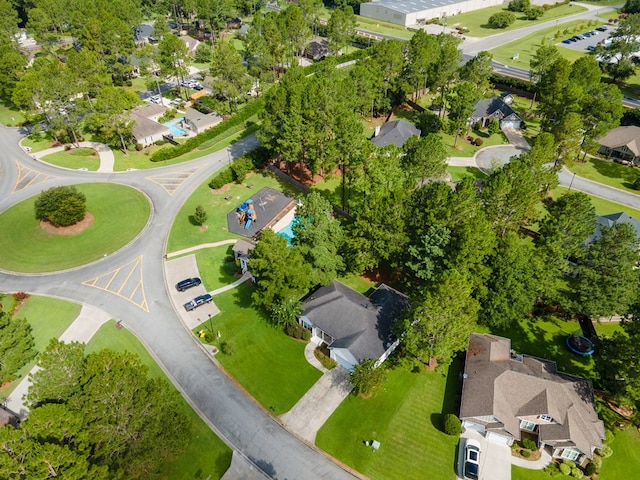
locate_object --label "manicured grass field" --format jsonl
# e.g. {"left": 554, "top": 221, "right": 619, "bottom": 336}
{"left": 21, "top": 135, "right": 57, "bottom": 153}
{"left": 316, "top": 362, "right": 462, "bottom": 480}
{"left": 489, "top": 19, "right": 598, "bottom": 68}
{"left": 167, "top": 172, "right": 295, "bottom": 252}
{"left": 551, "top": 186, "right": 640, "bottom": 219}
{"left": 0, "top": 183, "right": 150, "bottom": 272}
{"left": 86, "top": 320, "right": 233, "bottom": 480}
{"left": 41, "top": 148, "right": 101, "bottom": 171}
{"left": 338, "top": 273, "right": 377, "bottom": 295}
{"left": 353, "top": 14, "right": 415, "bottom": 40}
{"left": 569, "top": 158, "right": 640, "bottom": 194}
{"left": 448, "top": 4, "right": 587, "bottom": 38}
{"left": 194, "top": 245, "right": 238, "bottom": 291}
{"left": 442, "top": 130, "right": 508, "bottom": 157}
{"left": 0, "top": 295, "right": 80, "bottom": 397}
{"left": 193, "top": 284, "right": 322, "bottom": 415}
{"left": 0, "top": 100, "right": 26, "bottom": 126}
{"left": 447, "top": 166, "right": 486, "bottom": 182}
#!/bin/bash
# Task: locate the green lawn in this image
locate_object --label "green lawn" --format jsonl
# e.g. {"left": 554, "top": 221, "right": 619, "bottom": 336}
{"left": 193, "top": 284, "right": 322, "bottom": 415}
{"left": 596, "top": 10, "right": 620, "bottom": 20}
{"left": 194, "top": 245, "right": 238, "bottom": 291}
{"left": 0, "top": 183, "right": 150, "bottom": 272}
{"left": 86, "top": 320, "right": 233, "bottom": 480}
{"left": 594, "top": 321, "right": 624, "bottom": 337}
{"left": 21, "top": 135, "right": 57, "bottom": 153}
{"left": 0, "top": 100, "right": 26, "bottom": 126}
{"left": 310, "top": 175, "right": 342, "bottom": 206}
{"left": 40, "top": 148, "right": 101, "bottom": 171}
{"left": 316, "top": 361, "right": 462, "bottom": 480}
{"left": 0, "top": 295, "right": 80, "bottom": 398}
{"left": 598, "top": 426, "right": 640, "bottom": 479}
{"left": 337, "top": 273, "right": 377, "bottom": 295}
{"left": 353, "top": 14, "right": 415, "bottom": 40}
{"left": 442, "top": 130, "right": 508, "bottom": 158}
{"left": 569, "top": 158, "right": 640, "bottom": 194}
{"left": 447, "top": 166, "right": 486, "bottom": 182}
{"left": 448, "top": 4, "right": 587, "bottom": 38}
{"left": 167, "top": 172, "right": 295, "bottom": 252}
{"left": 551, "top": 186, "right": 640, "bottom": 219}
{"left": 489, "top": 19, "right": 600, "bottom": 68}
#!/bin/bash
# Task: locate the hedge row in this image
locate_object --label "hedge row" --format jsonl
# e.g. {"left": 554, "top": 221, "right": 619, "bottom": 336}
{"left": 150, "top": 97, "right": 265, "bottom": 162}
{"left": 489, "top": 73, "right": 538, "bottom": 96}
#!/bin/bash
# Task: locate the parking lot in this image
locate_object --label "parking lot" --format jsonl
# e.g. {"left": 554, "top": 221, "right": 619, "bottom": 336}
{"left": 558, "top": 25, "right": 613, "bottom": 52}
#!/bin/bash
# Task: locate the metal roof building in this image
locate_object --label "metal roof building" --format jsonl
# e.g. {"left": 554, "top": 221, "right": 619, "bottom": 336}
{"left": 360, "top": 0, "right": 504, "bottom": 27}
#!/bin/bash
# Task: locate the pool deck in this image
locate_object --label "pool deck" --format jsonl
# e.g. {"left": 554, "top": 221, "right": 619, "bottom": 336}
{"left": 226, "top": 187, "right": 296, "bottom": 238}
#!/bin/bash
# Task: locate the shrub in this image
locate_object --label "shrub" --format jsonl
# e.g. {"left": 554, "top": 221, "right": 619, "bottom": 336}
{"left": 350, "top": 358, "right": 386, "bottom": 396}
{"left": 571, "top": 467, "right": 584, "bottom": 479}
{"left": 488, "top": 12, "right": 516, "bottom": 28}
{"left": 314, "top": 348, "right": 338, "bottom": 370}
{"left": 474, "top": 138, "right": 484, "bottom": 146}
{"left": 135, "top": 143, "right": 143, "bottom": 151}
{"left": 284, "top": 323, "right": 311, "bottom": 341}
{"left": 220, "top": 340, "right": 235, "bottom": 355}
{"left": 127, "top": 143, "right": 137, "bottom": 151}
{"left": 522, "top": 437, "right": 537, "bottom": 451}
{"left": 417, "top": 110, "right": 443, "bottom": 135}
{"left": 443, "top": 413, "right": 462, "bottom": 436}
{"left": 208, "top": 167, "right": 234, "bottom": 189}
{"left": 193, "top": 205, "right": 208, "bottom": 225}
{"left": 525, "top": 6, "right": 545, "bottom": 20}
{"left": 231, "top": 155, "right": 254, "bottom": 183}
{"left": 34, "top": 185, "right": 87, "bottom": 227}
{"left": 563, "top": 459, "right": 576, "bottom": 468}
{"left": 584, "top": 461, "right": 597, "bottom": 476}
{"left": 560, "top": 462, "right": 572, "bottom": 475}
{"left": 605, "top": 429, "right": 615, "bottom": 444}
{"left": 595, "top": 444, "right": 613, "bottom": 458}
{"left": 488, "top": 118, "right": 501, "bottom": 135}
{"left": 522, "top": 450, "right": 531, "bottom": 458}
{"left": 591, "top": 456, "right": 602, "bottom": 470}
{"left": 13, "top": 292, "right": 27, "bottom": 302}
{"left": 508, "top": 0, "right": 530, "bottom": 12}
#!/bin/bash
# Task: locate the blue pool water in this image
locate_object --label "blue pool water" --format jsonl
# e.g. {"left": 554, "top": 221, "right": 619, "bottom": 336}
{"left": 277, "top": 217, "right": 299, "bottom": 244}
{"left": 163, "top": 118, "right": 188, "bottom": 136}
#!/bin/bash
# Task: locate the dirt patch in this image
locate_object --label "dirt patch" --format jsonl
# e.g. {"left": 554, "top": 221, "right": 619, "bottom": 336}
{"left": 199, "top": 225, "right": 208, "bottom": 232}
{"left": 40, "top": 212, "right": 95, "bottom": 235}
{"left": 210, "top": 184, "right": 231, "bottom": 194}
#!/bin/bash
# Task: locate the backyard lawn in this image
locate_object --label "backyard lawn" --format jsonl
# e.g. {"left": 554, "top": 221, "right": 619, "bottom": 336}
{"left": 0, "top": 295, "right": 80, "bottom": 397}
{"left": 316, "top": 361, "right": 462, "bottom": 480}
{"left": 167, "top": 171, "right": 295, "bottom": 252}
{"left": 194, "top": 245, "right": 238, "bottom": 291}
{"left": 569, "top": 158, "right": 640, "bottom": 194}
{"left": 86, "top": 320, "right": 233, "bottom": 480}
{"left": 0, "top": 183, "right": 150, "bottom": 272}
{"left": 41, "top": 147, "right": 101, "bottom": 171}
{"left": 193, "top": 284, "right": 322, "bottom": 415}
{"left": 448, "top": 4, "right": 587, "bottom": 37}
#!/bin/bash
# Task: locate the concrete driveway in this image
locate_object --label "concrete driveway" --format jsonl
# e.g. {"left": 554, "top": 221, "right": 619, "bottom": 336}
{"left": 475, "top": 145, "right": 526, "bottom": 172}
{"left": 458, "top": 429, "right": 511, "bottom": 480}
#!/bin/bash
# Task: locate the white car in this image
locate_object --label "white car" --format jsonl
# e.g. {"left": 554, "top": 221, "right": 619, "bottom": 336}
{"left": 464, "top": 439, "right": 481, "bottom": 480}
{"left": 149, "top": 95, "right": 162, "bottom": 104}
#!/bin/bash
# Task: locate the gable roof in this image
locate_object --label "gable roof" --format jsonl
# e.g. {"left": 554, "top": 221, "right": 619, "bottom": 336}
{"left": 371, "top": 120, "right": 421, "bottom": 148}
{"left": 598, "top": 126, "right": 640, "bottom": 156}
{"left": 585, "top": 211, "right": 640, "bottom": 244}
{"left": 460, "top": 334, "right": 605, "bottom": 458}
{"left": 184, "top": 107, "right": 223, "bottom": 131}
{"left": 302, "top": 281, "right": 408, "bottom": 362}
{"left": 232, "top": 239, "right": 254, "bottom": 257}
{"left": 133, "top": 103, "right": 166, "bottom": 119}
{"left": 471, "top": 96, "right": 520, "bottom": 123}
{"left": 131, "top": 106, "right": 169, "bottom": 140}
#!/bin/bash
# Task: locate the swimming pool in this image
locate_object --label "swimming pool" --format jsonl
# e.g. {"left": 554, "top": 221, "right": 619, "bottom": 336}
{"left": 277, "top": 217, "right": 299, "bottom": 244}
{"left": 163, "top": 118, "right": 188, "bottom": 136}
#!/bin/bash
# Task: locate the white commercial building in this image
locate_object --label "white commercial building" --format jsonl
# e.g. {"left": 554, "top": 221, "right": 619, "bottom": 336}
{"left": 360, "top": 0, "right": 504, "bottom": 27}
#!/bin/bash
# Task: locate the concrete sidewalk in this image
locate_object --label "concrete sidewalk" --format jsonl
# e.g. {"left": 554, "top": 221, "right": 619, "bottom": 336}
{"left": 280, "top": 367, "right": 352, "bottom": 444}
{"left": 4, "top": 304, "right": 111, "bottom": 419}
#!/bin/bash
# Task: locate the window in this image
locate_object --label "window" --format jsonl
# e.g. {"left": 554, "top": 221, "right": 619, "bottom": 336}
{"left": 539, "top": 415, "right": 554, "bottom": 423}
{"left": 520, "top": 420, "right": 536, "bottom": 432}
{"left": 562, "top": 449, "right": 581, "bottom": 461}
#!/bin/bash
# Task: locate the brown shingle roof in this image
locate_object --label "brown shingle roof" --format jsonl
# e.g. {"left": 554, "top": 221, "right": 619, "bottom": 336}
{"left": 598, "top": 126, "right": 640, "bottom": 156}
{"left": 460, "top": 334, "right": 605, "bottom": 458}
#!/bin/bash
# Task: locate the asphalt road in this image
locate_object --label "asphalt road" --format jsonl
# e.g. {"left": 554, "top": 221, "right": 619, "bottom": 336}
{"left": 0, "top": 126, "right": 358, "bottom": 480}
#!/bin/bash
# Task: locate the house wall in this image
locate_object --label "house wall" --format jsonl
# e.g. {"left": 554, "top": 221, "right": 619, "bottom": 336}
{"left": 330, "top": 347, "right": 359, "bottom": 371}
{"left": 136, "top": 132, "right": 165, "bottom": 147}
{"left": 360, "top": 0, "right": 504, "bottom": 27}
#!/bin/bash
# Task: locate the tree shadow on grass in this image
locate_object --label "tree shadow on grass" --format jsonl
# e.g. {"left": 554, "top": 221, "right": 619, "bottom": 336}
{"left": 586, "top": 158, "right": 639, "bottom": 186}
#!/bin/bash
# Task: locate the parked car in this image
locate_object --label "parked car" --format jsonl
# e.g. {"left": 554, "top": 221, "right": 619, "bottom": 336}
{"left": 587, "top": 45, "right": 596, "bottom": 51}
{"left": 170, "top": 98, "right": 184, "bottom": 105}
{"left": 463, "top": 439, "right": 481, "bottom": 480}
{"left": 569, "top": 37, "right": 578, "bottom": 42}
{"left": 150, "top": 95, "right": 161, "bottom": 104}
{"left": 596, "top": 26, "right": 608, "bottom": 32}
{"left": 184, "top": 293, "right": 212, "bottom": 311}
{"left": 562, "top": 39, "right": 572, "bottom": 44}
{"left": 575, "top": 34, "right": 586, "bottom": 40}
{"left": 176, "top": 277, "right": 201, "bottom": 292}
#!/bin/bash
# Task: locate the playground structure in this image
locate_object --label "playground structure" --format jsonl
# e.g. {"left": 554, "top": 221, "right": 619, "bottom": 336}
{"left": 236, "top": 199, "right": 257, "bottom": 230}
{"left": 566, "top": 332, "right": 595, "bottom": 356}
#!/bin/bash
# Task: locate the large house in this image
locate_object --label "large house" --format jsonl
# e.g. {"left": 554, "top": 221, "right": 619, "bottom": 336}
{"left": 371, "top": 120, "right": 421, "bottom": 148}
{"left": 460, "top": 334, "right": 605, "bottom": 463}
{"left": 470, "top": 95, "right": 522, "bottom": 130}
{"left": 132, "top": 104, "right": 169, "bottom": 147}
{"left": 299, "top": 281, "right": 409, "bottom": 370}
{"left": 597, "top": 125, "right": 640, "bottom": 165}
{"left": 184, "top": 107, "right": 223, "bottom": 134}
{"left": 585, "top": 211, "right": 640, "bottom": 244}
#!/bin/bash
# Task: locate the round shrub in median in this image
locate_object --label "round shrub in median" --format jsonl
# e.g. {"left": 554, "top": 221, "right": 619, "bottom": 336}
{"left": 34, "top": 186, "right": 86, "bottom": 227}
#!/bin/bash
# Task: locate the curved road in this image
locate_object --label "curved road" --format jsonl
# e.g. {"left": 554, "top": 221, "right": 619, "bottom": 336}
{"left": 0, "top": 126, "right": 358, "bottom": 480}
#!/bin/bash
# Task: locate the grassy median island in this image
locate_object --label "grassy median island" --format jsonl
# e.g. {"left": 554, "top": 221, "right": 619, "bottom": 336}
{"left": 0, "top": 183, "right": 150, "bottom": 272}
{"left": 40, "top": 147, "right": 101, "bottom": 171}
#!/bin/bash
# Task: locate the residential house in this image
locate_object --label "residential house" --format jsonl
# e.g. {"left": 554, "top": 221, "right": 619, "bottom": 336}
{"left": 299, "top": 281, "right": 409, "bottom": 370}
{"left": 0, "top": 407, "right": 19, "bottom": 428}
{"left": 184, "top": 107, "right": 223, "bottom": 134}
{"left": 371, "top": 120, "right": 421, "bottom": 148}
{"left": 232, "top": 239, "right": 254, "bottom": 275}
{"left": 182, "top": 35, "right": 200, "bottom": 54}
{"left": 470, "top": 95, "right": 522, "bottom": 129}
{"left": 597, "top": 126, "right": 640, "bottom": 165}
{"left": 304, "top": 38, "right": 331, "bottom": 61}
{"left": 585, "top": 211, "right": 640, "bottom": 244}
{"left": 132, "top": 104, "right": 169, "bottom": 147}
{"left": 460, "top": 334, "right": 605, "bottom": 463}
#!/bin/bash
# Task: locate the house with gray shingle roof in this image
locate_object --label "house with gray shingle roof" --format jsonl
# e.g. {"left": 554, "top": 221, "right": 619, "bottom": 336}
{"left": 585, "top": 211, "right": 640, "bottom": 244}
{"left": 132, "top": 104, "right": 169, "bottom": 147}
{"left": 460, "top": 334, "right": 605, "bottom": 463}
{"left": 470, "top": 95, "right": 522, "bottom": 130}
{"left": 371, "top": 120, "right": 421, "bottom": 148}
{"left": 299, "top": 281, "right": 409, "bottom": 370}
{"left": 598, "top": 126, "right": 640, "bottom": 165}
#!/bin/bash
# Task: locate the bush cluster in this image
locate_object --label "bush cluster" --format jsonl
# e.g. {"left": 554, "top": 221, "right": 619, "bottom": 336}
{"left": 151, "top": 98, "right": 264, "bottom": 162}
{"left": 284, "top": 323, "right": 311, "bottom": 341}
{"left": 34, "top": 185, "right": 87, "bottom": 227}
{"left": 231, "top": 156, "right": 254, "bottom": 183}
{"left": 488, "top": 11, "right": 516, "bottom": 29}
{"left": 208, "top": 167, "right": 234, "bottom": 190}
{"left": 490, "top": 73, "right": 537, "bottom": 95}
{"left": 443, "top": 413, "right": 462, "bottom": 436}
{"left": 522, "top": 437, "right": 537, "bottom": 450}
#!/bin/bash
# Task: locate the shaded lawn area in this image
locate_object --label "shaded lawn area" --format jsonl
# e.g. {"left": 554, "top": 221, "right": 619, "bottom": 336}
{"left": 447, "top": 166, "right": 486, "bottom": 182}
{"left": 194, "top": 284, "right": 322, "bottom": 415}
{"left": 0, "top": 99, "right": 26, "bottom": 126}
{"left": 86, "top": 320, "right": 233, "bottom": 480}
{"left": 310, "top": 175, "right": 342, "bottom": 206}
{"left": 21, "top": 134, "right": 58, "bottom": 153}
{"left": 569, "top": 158, "right": 640, "bottom": 194}
{"left": 316, "top": 360, "right": 462, "bottom": 480}
{"left": 41, "top": 148, "right": 101, "bottom": 171}
{"left": 489, "top": 19, "right": 599, "bottom": 68}
{"left": 593, "top": 321, "right": 624, "bottom": 338}
{"left": 449, "top": 4, "right": 587, "bottom": 38}
{"left": 338, "top": 273, "right": 377, "bottom": 295}
{"left": 167, "top": 171, "right": 296, "bottom": 252}
{"left": 194, "top": 245, "right": 238, "bottom": 291}
{"left": 550, "top": 186, "right": 640, "bottom": 219}
{"left": 442, "top": 130, "right": 507, "bottom": 158}
{"left": 0, "top": 296, "right": 80, "bottom": 398}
